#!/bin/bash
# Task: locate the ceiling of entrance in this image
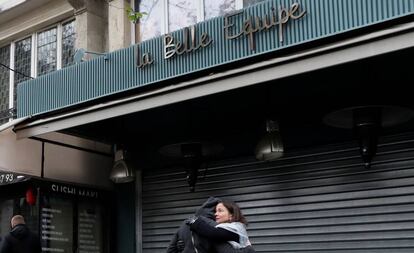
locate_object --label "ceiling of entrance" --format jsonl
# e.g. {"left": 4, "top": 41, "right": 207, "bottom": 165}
{"left": 63, "top": 47, "right": 414, "bottom": 169}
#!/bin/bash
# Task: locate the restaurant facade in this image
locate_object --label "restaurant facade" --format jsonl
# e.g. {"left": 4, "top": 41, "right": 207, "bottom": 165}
{"left": 1, "top": 0, "right": 414, "bottom": 252}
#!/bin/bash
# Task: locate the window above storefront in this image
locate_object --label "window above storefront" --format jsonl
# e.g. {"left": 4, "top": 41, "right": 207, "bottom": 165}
{"left": 0, "top": 19, "right": 75, "bottom": 125}
{"left": 137, "top": 0, "right": 266, "bottom": 42}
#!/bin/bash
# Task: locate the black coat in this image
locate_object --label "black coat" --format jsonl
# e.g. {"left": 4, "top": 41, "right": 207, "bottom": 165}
{"left": 0, "top": 224, "right": 41, "bottom": 253}
{"left": 214, "top": 244, "right": 256, "bottom": 253}
{"left": 166, "top": 196, "right": 221, "bottom": 253}
{"left": 190, "top": 216, "right": 257, "bottom": 253}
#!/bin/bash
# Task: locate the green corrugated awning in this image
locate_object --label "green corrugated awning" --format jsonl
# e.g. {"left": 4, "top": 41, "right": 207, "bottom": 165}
{"left": 13, "top": 24, "right": 414, "bottom": 139}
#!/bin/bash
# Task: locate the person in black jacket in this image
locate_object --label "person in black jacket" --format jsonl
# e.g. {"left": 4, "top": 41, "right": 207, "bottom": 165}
{"left": 0, "top": 215, "right": 41, "bottom": 253}
{"left": 166, "top": 196, "right": 221, "bottom": 253}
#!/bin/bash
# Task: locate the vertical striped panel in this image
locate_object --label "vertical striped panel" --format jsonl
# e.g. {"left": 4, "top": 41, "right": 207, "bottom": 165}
{"left": 18, "top": 0, "right": 414, "bottom": 117}
{"left": 141, "top": 134, "right": 414, "bottom": 252}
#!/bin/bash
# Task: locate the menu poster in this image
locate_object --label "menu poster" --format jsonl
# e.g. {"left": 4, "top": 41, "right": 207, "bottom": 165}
{"left": 40, "top": 196, "right": 74, "bottom": 253}
{"left": 77, "top": 201, "right": 103, "bottom": 253}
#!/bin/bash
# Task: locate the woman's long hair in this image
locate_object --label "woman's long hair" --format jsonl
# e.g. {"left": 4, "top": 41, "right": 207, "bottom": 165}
{"left": 220, "top": 200, "right": 248, "bottom": 225}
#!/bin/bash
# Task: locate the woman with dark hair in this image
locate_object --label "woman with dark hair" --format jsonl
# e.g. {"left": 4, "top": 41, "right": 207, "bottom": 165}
{"left": 187, "top": 200, "right": 255, "bottom": 252}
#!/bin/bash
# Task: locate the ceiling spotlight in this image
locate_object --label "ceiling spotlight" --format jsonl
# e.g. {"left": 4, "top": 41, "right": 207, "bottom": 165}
{"left": 324, "top": 105, "right": 414, "bottom": 168}
{"left": 353, "top": 107, "right": 381, "bottom": 168}
{"left": 109, "top": 149, "right": 135, "bottom": 183}
{"left": 255, "top": 120, "right": 284, "bottom": 161}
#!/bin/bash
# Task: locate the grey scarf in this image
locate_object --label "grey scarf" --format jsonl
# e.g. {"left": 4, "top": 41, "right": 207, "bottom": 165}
{"left": 216, "top": 222, "right": 251, "bottom": 249}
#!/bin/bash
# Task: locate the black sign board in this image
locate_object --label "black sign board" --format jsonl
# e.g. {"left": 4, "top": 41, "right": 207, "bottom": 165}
{"left": 44, "top": 182, "right": 101, "bottom": 200}
{"left": 77, "top": 201, "right": 103, "bottom": 253}
{"left": 0, "top": 171, "right": 28, "bottom": 186}
{"left": 40, "top": 196, "right": 74, "bottom": 253}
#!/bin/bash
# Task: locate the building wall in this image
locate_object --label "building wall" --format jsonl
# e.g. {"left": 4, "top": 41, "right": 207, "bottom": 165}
{"left": 0, "top": 129, "right": 113, "bottom": 188}
{"left": 70, "top": 0, "right": 108, "bottom": 53}
{"left": 0, "top": 0, "right": 73, "bottom": 44}
{"left": 0, "top": 128, "right": 42, "bottom": 175}
{"left": 108, "top": 0, "right": 131, "bottom": 52}
{"left": 44, "top": 142, "right": 113, "bottom": 188}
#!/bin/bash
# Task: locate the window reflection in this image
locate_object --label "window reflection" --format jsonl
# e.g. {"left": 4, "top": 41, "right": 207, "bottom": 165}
{"left": 243, "top": 0, "right": 265, "bottom": 7}
{"left": 14, "top": 37, "right": 31, "bottom": 107}
{"left": 137, "top": 0, "right": 271, "bottom": 41}
{"left": 168, "top": 0, "right": 197, "bottom": 32}
{"left": 139, "top": 0, "right": 162, "bottom": 42}
{"left": 62, "top": 21, "right": 76, "bottom": 67}
{"left": 37, "top": 28, "right": 57, "bottom": 76}
{"left": 0, "top": 45, "right": 10, "bottom": 124}
{"left": 205, "top": 0, "right": 235, "bottom": 20}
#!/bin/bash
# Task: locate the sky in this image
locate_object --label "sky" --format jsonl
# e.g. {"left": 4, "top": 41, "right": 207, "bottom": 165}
{"left": 0, "top": 0, "right": 26, "bottom": 12}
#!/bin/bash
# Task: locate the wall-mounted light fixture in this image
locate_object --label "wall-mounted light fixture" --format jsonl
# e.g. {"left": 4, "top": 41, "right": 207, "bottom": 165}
{"left": 74, "top": 48, "right": 108, "bottom": 63}
{"left": 109, "top": 149, "right": 135, "bottom": 183}
{"left": 159, "top": 141, "right": 223, "bottom": 192}
{"left": 255, "top": 120, "right": 284, "bottom": 161}
{"left": 324, "top": 105, "right": 414, "bottom": 168}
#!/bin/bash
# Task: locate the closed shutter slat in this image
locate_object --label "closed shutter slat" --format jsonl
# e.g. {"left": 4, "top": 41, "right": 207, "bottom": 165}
{"left": 142, "top": 135, "right": 414, "bottom": 252}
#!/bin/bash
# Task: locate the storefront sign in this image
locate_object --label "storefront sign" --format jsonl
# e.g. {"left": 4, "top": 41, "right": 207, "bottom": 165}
{"left": 0, "top": 173, "right": 16, "bottom": 184}
{"left": 51, "top": 183, "right": 99, "bottom": 198}
{"left": 136, "top": 2, "right": 306, "bottom": 67}
{"left": 137, "top": 25, "right": 213, "bottom": 68}
{"left": 164, "top": 25, "right": 212, "bottom": 59}
{"left": 136, "top": 51, "right": 153, "bottom": 68}
{"left": 224, "top": 3, "right": 306, "bottom": 51}
{"left": 0, "top": 171, "right": 26, "bottom": 185}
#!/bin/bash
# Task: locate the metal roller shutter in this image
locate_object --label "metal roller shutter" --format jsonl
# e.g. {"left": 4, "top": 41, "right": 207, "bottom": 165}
{"left": 142, "top": 134, "right": 414, "bottom": 253}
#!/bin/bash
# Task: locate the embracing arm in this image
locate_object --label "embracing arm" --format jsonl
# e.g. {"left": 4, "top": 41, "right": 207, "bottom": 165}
{"left": 166, "top": 232, "right": 179, "bottom": 253}
{"left": 189, "top": 216, "right": 239, "bottom": 242}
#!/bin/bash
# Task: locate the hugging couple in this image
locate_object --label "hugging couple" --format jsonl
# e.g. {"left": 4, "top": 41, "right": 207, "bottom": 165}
{"left": 167, "top": 196, "right": 256, "bottom": 253}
